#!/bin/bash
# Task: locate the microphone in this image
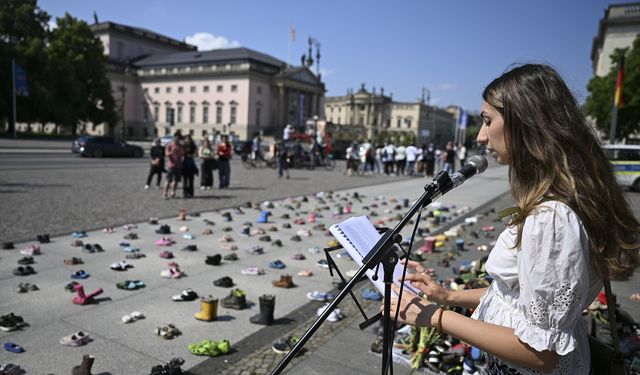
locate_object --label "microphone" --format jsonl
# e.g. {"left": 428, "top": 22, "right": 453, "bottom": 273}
{"left": 450, "top": 155, "right": 488, "bottom": 188}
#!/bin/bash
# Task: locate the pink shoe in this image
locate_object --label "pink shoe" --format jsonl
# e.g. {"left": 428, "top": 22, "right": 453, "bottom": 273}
{"left": 159, "top": 251, "right": 174, "bottom": 259}
{"left": 343, "top": 205, "right": 352, "bottom": 214}
{"left": 307, "top": 212, "right": 317, "bottom": 223}
{"left": 102, "top": 227, "right": 114, "bottom": 233}
{"left": 72, "top": 284, "right": 103, "bottom": 305}
{"left": 155, "top": 237, "right": 174, "bottom": 246}
{"left": 20, "top": 245, "right": 41, "bottom": 256}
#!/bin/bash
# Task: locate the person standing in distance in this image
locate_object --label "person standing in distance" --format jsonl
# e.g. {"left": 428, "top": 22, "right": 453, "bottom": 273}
{"left": 457, "top": 143, "right": 467, "bottom": 170}
{"left": 384, "top": 64, "right": 639, "bottom": 374}
{"left": 145, "top": 138, "right": 165, "bottom": 189}
{"left": 181, "top": 134, "right": 197, "bottom": 198}
{"left": 163, "top": 133, "right": 183, "bottom": 199}
{"left": 199, "top": 138, "right": 215, "bottom": 190}
{"left": 217, "top": 134, "right": 232, "bottom": 189}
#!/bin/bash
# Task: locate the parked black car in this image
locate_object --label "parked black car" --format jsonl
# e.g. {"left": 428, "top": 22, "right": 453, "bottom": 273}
{"left": 72, "top": 136, "right": 144, "bottom": 158}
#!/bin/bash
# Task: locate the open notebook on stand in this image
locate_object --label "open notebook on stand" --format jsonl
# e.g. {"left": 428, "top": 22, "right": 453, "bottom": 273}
{"left": 329, "top": 215, "right": 421, "bottom": 296}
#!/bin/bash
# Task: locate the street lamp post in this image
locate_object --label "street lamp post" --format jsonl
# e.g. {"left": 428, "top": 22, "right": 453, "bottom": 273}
{"left": 120, "top": 59, "right": 130, "bottom": 140}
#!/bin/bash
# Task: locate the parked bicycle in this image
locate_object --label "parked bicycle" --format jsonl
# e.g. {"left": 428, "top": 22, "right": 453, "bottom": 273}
{"left": 241, "top": 152, "right": 276, "bottom": 169}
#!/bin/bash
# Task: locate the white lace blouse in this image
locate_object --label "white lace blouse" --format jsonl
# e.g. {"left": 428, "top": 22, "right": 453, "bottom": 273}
{"left": 471, "top": 201, "right": 602, "bottom": 374}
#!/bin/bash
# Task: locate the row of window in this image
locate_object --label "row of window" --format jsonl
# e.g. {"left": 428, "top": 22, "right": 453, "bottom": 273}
{"left": 326, "top": 116, "right": 412, "bottom": 129}
{"left": 145, "top": 104, "right": 262, "bottom": 127}
{"left": 145, "top": 85, "right": 264, "bottom": 95}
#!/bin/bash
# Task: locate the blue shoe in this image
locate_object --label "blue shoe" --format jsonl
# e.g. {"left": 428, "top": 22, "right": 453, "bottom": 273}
{"left": 257, "top": 210, "right": 271, "bottom": 223}
{"left": 362, "top": 288, "right": 382, "bottom": 301}
{"left": 72, "top": 231, "right": 87, "bottom": 238}
{"left": 71, "top": 270, "right": 89, "bottom": 279}
{"left": 4, "top": 342, "right": 24, "bottom": 353}
{"left": 269, "top": 260, "right": 286, "bottom": 269}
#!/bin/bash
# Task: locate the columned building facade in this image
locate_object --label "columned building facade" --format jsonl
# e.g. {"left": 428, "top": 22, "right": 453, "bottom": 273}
{"left": 325, "top": 85, "right": 456, "bottom": 147}
{"left": 324, "top": 84, "right": 392, "bottom": 140}
{"left": 89, "top": 21, "right": 324, "bottom": 140}
{"left": 591, "top": 2, "right": 640, "bottom": 77}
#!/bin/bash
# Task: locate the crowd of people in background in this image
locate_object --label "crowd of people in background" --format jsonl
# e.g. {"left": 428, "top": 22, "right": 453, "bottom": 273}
{"left": 145, "top": 130, "right": 232, "bottom": 199}
{"left": 144, "top": 124, "right": 477, "bottom": 200}
{"left": 345, "top": 139, "right": 473, "bottom": 178}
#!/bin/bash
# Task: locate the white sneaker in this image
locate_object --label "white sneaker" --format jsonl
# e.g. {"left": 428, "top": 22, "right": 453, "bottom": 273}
{"left": 200, "top": 186, "right": 206, "bottom": 190}
{"left": 316, "top": 303, "right": 343, "bottom": 322}
{"left": 144, "top": 185, "right": 150, "bottom": 189}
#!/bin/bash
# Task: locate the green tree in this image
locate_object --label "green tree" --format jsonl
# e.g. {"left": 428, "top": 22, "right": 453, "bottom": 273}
{"left": 46, "top": 13, "right": 116, "bottom": 135}
{"left": 0, "top": 0, "right": 50, "bottom": 133}
{"left": 585, "top": 35, "right": 640, "bottom": 141}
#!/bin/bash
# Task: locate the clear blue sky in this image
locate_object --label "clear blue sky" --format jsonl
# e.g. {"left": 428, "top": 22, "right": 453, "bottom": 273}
{"left": 41, "top": 0, "right": 616, "bottom": 112}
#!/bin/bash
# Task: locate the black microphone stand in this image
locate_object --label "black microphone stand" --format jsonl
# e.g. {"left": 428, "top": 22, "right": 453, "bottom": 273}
{"left": 270, "top": 171, "right": 453, "bottom": 375}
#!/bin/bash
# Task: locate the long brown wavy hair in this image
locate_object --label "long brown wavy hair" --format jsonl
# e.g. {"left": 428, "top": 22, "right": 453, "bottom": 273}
{"left": 483, "top": 64, "right": 639, "bottom": 280}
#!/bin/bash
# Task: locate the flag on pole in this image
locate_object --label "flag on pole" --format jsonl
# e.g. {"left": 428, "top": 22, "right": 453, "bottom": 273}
{"left": 290, "top": 25, "right": 296, "bottom": 42}
{"left": 14, "top": 63, "right": 29, "bottom": 96}
{"left": 614, "top": 55, "right": 624, "bottom": 109}
{"left": 459, "top": 108, "right": 467, "bottom": 130}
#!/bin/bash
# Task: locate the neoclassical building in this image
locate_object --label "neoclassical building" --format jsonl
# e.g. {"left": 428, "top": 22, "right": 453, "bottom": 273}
{"left": 591, "top": 2, "right": 640, "bottom": 77}
{"left": 90, "top": 21, "right": 325, "bottom": 140}
{"left": 325, "top": 84, "right": 456, "bottom": 147}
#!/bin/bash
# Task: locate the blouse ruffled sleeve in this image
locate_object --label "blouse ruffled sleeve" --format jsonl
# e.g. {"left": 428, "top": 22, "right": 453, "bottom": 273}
{"left": 514, "top": 202, "right": 591, "bottom": 355}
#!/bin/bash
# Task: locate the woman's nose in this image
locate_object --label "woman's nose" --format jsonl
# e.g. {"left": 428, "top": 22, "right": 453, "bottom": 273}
{"left": 477, "top": 126, "right": 488, "bottom": 145}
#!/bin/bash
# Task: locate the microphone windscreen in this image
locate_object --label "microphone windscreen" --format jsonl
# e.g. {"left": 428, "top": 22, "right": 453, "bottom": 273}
{"left": 468, "top": 155, "right": 488, "bottom": 174}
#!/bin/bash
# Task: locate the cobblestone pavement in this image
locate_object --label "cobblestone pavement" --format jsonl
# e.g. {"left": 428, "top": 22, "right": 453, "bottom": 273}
{"left": 0, "top": 150, "right": 405, "bottom": 244}
{"left": 193, "top": 191, "right": 640, "bottom": 375}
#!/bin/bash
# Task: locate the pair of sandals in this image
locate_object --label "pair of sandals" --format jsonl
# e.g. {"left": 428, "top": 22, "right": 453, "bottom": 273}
{"left": 172, "top": 289, "right": 198, "bottom": 302}
{"left": 121, "top": 311, "right": 145, "bottom": 323}
{"left": 0, "top": 314, "right": 25, "bottom": 332}
{"left": 16, "top": 283, "right": 38, "bottom": 293}
{"left": 110, "top": 261, "right": 133, "bottom": 271}
{"left": 116, "top": 280, "right": 145, "bottom": 290}
{"left": 160, "top": 267, "right": 184, "bottom": 279}
{"left": 13, "top": 266, "right": 36, "bottom": 276}
{"left": 59, "top": 331, "right": 89, "bottom": 346}
{"left": 187, "top": 339, "right": 230, "bottom": 357}
{"left": 154, "top": 324, "right": 180, "bottom": 339}
{"left": 83, "top": 243, "right": 104, "bottom": 253}
{"left": 126, "top": 252, "right": 145, "bottom": 260}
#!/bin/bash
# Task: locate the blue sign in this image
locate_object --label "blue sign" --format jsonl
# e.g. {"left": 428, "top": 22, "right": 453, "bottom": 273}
{"left": 15, "top": 63, "right": 29, "bottom": 96}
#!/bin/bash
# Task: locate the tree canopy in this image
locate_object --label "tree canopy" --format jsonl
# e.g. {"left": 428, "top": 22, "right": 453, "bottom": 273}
{"left": 585, "top": 34, "right": 640, "bottom": 142}
{"left": 0, "top": 0, "right": 116, "bottom": 135}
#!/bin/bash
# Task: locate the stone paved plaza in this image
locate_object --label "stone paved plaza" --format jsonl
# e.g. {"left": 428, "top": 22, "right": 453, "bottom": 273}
{"left": 0, "top": 141, "right": 638, "bottom": 374}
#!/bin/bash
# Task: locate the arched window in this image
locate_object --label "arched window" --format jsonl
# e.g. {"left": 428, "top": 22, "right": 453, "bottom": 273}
{"left": 215, "top": 101, "right": 224, "bottom": 124}
{"left": 189, "top": 101, "right": 197, "bottom": 124}
{"left": 229, "top": 101, "right": 238, "bottom": 124}
{"left": 202, "top": 101, "right": 210, "bottom": 124}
